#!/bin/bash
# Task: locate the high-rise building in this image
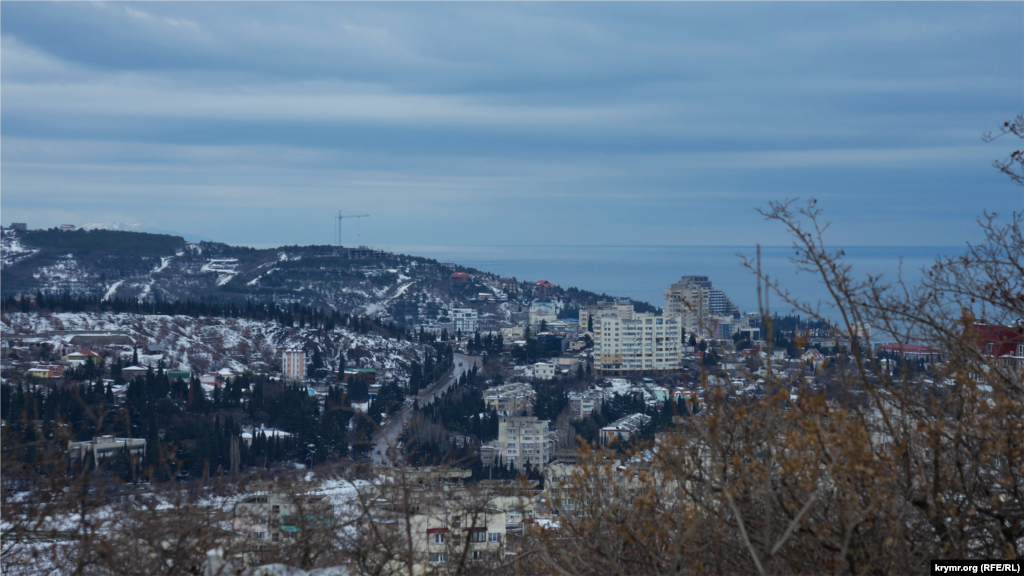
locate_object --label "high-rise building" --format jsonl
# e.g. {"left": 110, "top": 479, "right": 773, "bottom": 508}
{"left": 281, "top": 348, "right": 306, "bottom": 381}
{"left": 593, "top": 306, "right": 682, "bottom": 375}
{"left": 579, "top": 299, "right": 634, "bottom": 331}
{"left": 484, "top": 382, "right": 535, "bottom": 416}
{"left": 498, "top": 416, "right": 551, "bottom": 469}
{"left": 665, "top": 276, "right": 737, "bottom": 337}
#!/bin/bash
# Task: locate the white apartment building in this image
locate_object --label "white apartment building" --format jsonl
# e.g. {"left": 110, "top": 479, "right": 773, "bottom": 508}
{"left": 579, "top": 300, "right": 634, "bottom": 332}
{"left": 529, "top": 301, "right": 557, "bottom": 328}
{"left": 498, "top": 416, "right": 551, "bottom": 469}
{"left": 450, "top": 308, "right": 479, "bottom": 335}
{"left": 593, "top": 311, "right": 683, "bottom": 376}
{"left": 483, "top": 382, "right": 536, "bottom": 416}
{"left": 532, "top": 362, "right": 556, "bottom": 380}
{"left": 281, "top": 348, "right": 306, "bottom": 381}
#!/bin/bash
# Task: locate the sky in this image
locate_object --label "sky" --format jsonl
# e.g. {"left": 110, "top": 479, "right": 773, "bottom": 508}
{"left": 2, "top": 2, "right": 1022, "bottom": 249}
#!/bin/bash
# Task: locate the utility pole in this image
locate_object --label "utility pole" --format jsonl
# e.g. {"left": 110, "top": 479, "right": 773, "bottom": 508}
{"left": 336, "top": 211, "right": 370, "bottom": 249}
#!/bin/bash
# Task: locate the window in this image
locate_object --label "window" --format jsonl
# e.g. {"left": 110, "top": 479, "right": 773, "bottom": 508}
{"left": 432, "top": 533, "right": 446, "bottom": 544}
{"left": 470, "top": 530, "right": 487, "bottom": 543}
{"left": 452, "top": 516, "right": 461, "bottom": 528}
{"left": 429, "top": 553, "right": 447, "bottom": 563}
{"left": 251, "top": 532, "right": 266, "bottom": 540}
{"left": 272, "top": 533, "right": 280, "bottom": 542}
{"left": 488, "top": 533, "right": 500, "bottom": 543}
{"left": 272, "top": 505, "right": 280, "bottom": 514}
{"left": 471, "top": 550, "right": 484, "bottom": 561}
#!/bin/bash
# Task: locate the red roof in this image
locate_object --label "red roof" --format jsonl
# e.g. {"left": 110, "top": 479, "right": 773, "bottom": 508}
{"left": 450, "top": 272, "right": 470, "bottom": 278}
{"left": 971, "top": 323, "right": 1024, "bottom": 357}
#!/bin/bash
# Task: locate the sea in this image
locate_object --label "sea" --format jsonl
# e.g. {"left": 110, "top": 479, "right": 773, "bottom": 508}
{"left": 388, "top": 245, "right": 963, "bottom": 316}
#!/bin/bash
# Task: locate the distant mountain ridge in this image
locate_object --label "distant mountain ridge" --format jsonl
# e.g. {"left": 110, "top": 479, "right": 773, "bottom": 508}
{"left": 1, "top": 228, "right": 654, "bottom": 327}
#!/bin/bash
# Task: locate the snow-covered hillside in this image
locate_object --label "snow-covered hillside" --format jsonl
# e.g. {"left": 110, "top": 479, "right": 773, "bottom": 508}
{"left": 2, "top": 311, "right": 427, "bottom": 381}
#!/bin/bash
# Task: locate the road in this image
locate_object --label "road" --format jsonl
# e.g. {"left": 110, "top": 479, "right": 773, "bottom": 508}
{"left": 371, "top": 353, "right": 481, "bottom": 468}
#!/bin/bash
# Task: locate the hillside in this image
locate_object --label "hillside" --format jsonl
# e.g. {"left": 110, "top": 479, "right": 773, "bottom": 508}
{"left": 1, "top": 228, "right": 658, "bottom": 327}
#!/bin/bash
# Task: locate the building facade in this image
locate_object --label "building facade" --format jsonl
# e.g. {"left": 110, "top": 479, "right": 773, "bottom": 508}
{"left": 497, "top": 416, "right": 551, "bottom": 469}
{"left": 281, "top": 348, "right": 306, "bottom": 381}
{"left": 483, "top": 382, "right": 535, "bottom": 416}
{"left": 529, "top": 301, "right": 557, "bottom": 328}
{"left": 593, "top": 310, "right": 683, "bottom": 375}
{"left": 450, "top": 308, "right": 479, "bottom": 335}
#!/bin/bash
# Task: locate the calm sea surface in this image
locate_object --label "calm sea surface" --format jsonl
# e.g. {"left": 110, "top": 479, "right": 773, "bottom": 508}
{"left": 388, "top": 245, "right": 963, "bottom": 315}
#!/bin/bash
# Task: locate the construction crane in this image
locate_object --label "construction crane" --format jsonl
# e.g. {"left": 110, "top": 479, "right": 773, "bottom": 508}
{"left": 336, "top": 212, "right": 370, "bottom": 248}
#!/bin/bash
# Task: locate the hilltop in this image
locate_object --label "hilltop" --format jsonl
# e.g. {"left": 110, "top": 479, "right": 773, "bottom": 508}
{"left": 1, "top": 227, "right": 658, "bottom": 328}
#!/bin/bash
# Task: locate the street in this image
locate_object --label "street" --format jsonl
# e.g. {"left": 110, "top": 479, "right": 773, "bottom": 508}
{"left": 370, "top": 353, "right": 480, "bottom": 468}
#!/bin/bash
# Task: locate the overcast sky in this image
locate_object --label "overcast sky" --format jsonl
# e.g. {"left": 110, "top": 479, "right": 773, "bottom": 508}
{"left": 2, "top": 2, "right": 1022, "bottom": 248}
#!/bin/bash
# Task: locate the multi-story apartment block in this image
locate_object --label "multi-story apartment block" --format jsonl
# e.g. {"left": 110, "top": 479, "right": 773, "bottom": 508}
{"left": 665, "top": 276, "right": 738, "bottom": 337}
{"left": 450, "top": 308, "right": 478, "bottom": 335}
{"left": 357, "top": 483, "right": 509, "bottom": 573}
{"left": 568, "top": 390, "right": 606, "bottom": 419}
{"left": 593, "top": 310, "right": 682, "bottom": 376}
{"left": 483, "top": 382, "right": 535, "bottom": 416}
{"left": 498, "top": 416, "right": 551, "bottom": 469}
{"left": 281, "top": 348, "right": 306, "bottom": 381}
{"left": 233, "top": 489, "right": 333, "bottom": 546}
{"left": 579, "top": 300, "right": 634, "bottom": 332}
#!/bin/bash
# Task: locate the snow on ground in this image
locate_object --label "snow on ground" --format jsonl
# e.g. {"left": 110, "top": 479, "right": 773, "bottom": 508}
{"left": 103, "top": 279, "right": 126, "bottom": 300}
{"left": 0, "top": 233, "right": 39, "bottom": 269}
{"left": 2, "top": 311, "right": 426, "bottom": 382}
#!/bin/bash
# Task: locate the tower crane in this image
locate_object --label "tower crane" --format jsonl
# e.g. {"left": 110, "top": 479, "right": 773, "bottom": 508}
{"left": 336, "top": 212, "right": 370, "bottom": 248}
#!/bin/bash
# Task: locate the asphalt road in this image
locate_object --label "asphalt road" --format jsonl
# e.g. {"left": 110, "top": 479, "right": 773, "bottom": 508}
{"left": 371, "top": 353, "right": 481, "bottom": 468}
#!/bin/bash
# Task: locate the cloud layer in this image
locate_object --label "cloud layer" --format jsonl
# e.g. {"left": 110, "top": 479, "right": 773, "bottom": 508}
{"left": 2, "top": 2, "right": 1022, "bottom": 247}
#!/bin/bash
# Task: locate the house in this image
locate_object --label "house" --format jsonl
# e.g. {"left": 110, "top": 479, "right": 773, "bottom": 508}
{"left": 145, "top": 344, "right": 163, "bottom": 355}
{"left": 167, "top": 370, "right": 191, "bottom": 381}
{"left": 600, "top": 413, "right": 651, "bottom": 445}
{"left": 26, "top": 364, "right": 64, "bottom": 379}
{"left": 62, "top": 349, "right": 102, "bottom": 365}
{"left": 535, "top": 280, "right": 555, "bottom": 300}
{"left": 122, "top": 365, "right": 149, "bottom": 381}
{"left": 875, "top": 343, "right": 944, "bottom": 363}
{"left": 801, "top": 348, "right": 826, "bottom": 368}
{"left": 60, "top": 224, "right": 76, "bottom": 232}
{"left": 532, "top": 362, "right": 556, "bottom": 380}
{"left": 343, "top": 368, "right": 377, "bottom": 385}
{"left": 449, "top": 272, "right": 471, "bottom": 284}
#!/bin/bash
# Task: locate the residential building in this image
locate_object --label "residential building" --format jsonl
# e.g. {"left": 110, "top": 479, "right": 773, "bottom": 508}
{"left": 568, "top": 390, "right": 606, "bottom": 419}
{"left": 535, "top": 280, "right": 555, "bottom": 300}
{"left": 60, "top": 224, "right": 76, "bottom": 232}
{"left": 450, "top": 308, "right": 479, "bottom": 335}
{"left": 449, "top": 272, "right": 471, "bottom": 284}
{"left": 10, "top": 223, "right": 27, "bottom": 232}
{"left": 529, "top": 301, "right": 557, "bottom": 328}
{"left": 483, "top": 382, "right": 535, "bottom": 416}
{"left": 281, "top": 349, "right": 306, "bottom": 381}
{"left": 233, "top": 489, "right": 333, "bottom": 546}
{"left": 343, "top": 367, "right": 377, "bottom": 384}
{"left": 592, "top": 310, "right": 683, "bottom": 375}
{"left": 600, "top": 413, "right": 651, "bottom": 445}
{"left": 68, "top": 435, "right": 146, "bottom": 466}
{"left": 62, "top": 349, "right": 102, "bottom": 365}
{"left": 122, "top": 365, "right": 149, "bottom": 380}
{"left": 532, "top": 362, "right": 556, "bottom": 380}
{"left": 498, "top": 416, "right": 551, "bottom": 469}
{"left": 665, "top": 278, "right": 711, "bottom": 337}
{"left": 579, "top": 300, "right": 634, "bottom": 332}
{"left": 356, "top": 483, "right": 509, "bottom": 573}
{"left": 25, "top": 364, "right": 64, "bottom": 379}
